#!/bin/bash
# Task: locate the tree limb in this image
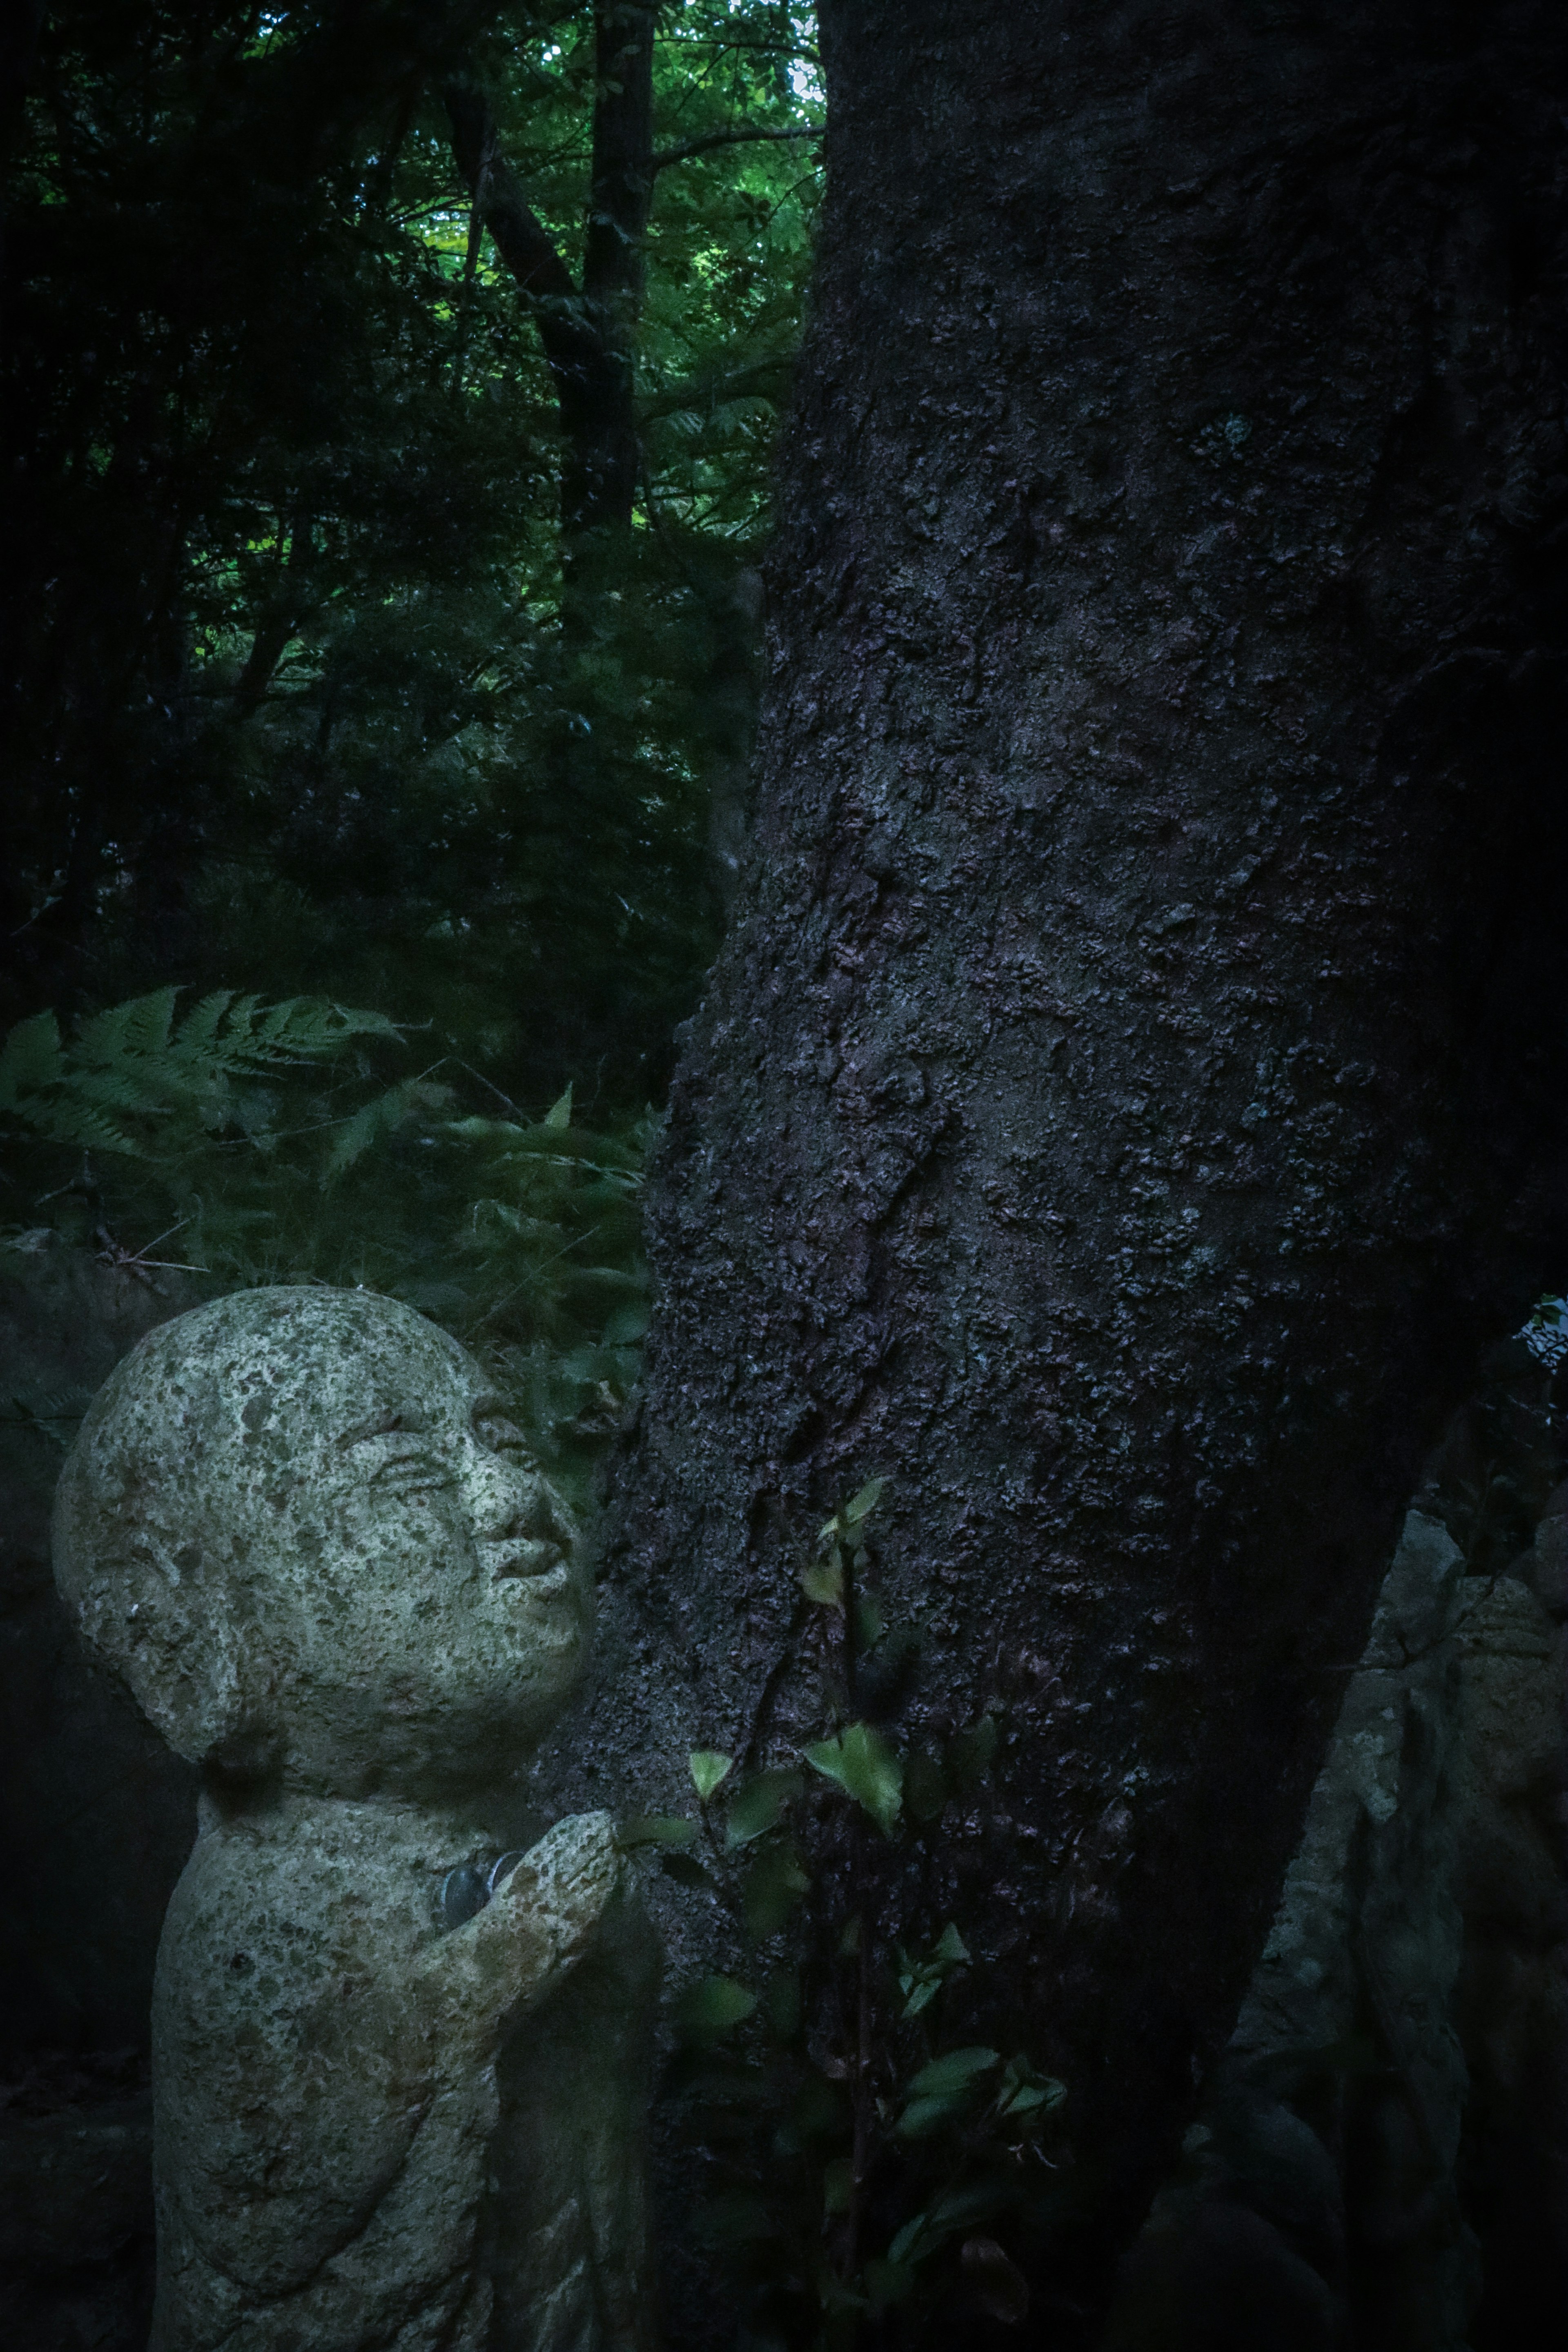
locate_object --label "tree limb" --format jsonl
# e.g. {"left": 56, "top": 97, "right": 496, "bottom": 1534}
{"left": 651, "top": 124, "right": 824, "bottom": 174}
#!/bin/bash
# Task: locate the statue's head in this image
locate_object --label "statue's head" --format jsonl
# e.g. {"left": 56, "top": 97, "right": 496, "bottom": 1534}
{"left": 52, "top": 1288, "right": 590, "bottom": 1799}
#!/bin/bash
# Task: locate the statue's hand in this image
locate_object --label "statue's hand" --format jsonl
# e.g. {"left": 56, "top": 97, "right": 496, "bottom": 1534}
{"left": 492, "top": 1810, "right": 623, "bottom": 1988}
{"left": 422, "top": 1811, "right": 624, "bottom": 2045}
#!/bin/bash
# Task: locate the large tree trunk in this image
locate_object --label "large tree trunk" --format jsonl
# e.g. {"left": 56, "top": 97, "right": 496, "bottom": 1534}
{"left": 604, "top": 0, "right": 1568, "bottom": 2325}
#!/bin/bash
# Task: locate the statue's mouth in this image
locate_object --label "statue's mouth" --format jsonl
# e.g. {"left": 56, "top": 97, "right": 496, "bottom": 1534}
{"left": 494, "top": 1543, "right": 570, "bottom": 1588}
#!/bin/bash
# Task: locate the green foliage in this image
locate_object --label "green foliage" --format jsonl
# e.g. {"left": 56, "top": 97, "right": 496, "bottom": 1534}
{"left": 619, "top": 1485, "right": 1071, "bottom": 2350}
{"left": 6, "top": 2, "right": 822, "bottom": 1116}
{"left": 688, "top": 1748, "right": 735, "bottom": 1802}
{"left": 0, "top": 988, "right": 653, "bottom": 1494}
{"left": 0, "top": 989, "right": 400, "bottom": 1160}
{"left": 804, "top": 1723, "right": 903, "bottom": 1839}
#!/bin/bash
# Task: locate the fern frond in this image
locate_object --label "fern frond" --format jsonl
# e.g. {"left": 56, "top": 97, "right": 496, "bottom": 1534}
{"left": 172, "top": 991, "right": 236, "bottom": 1062}
{"left": 20, "top": 1094, "right": 145, "bottom": 1156}
{"left": 325, "top": 1080, "right": 421, "bottom": 1182}
{"left": 73, "top": 987, "right": 179, "bottom": 1069}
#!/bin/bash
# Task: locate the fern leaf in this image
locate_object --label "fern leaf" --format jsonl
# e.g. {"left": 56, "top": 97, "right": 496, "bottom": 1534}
{"left": 73, "top": 987, "right": 179, "bottom": 1069}
{"left": 325, "top": 1080, "right": 420, "bottom": 1182}
{"left": 22, "top": 1094, "right": 146, "bottom": 1156}
{"left": 238, "top": 996, "right": 402, "bottom": 1068}
{"left": 172, "top": 991, "right": 236, "bottom": 1063}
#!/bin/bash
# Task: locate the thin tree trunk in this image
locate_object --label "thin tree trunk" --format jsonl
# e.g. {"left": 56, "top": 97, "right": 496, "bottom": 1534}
{"left": 604, "top": 0, "right": 1568, "bottom": 2328}
{"left": 443, "top": 3, "right": 654, "bottom": 544}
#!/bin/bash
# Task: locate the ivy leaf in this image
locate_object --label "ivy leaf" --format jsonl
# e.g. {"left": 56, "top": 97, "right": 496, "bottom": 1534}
{"left": 673, "top": 1975, "right": 758, "bottom": 2041}
{"left": 688, "top": 1748, "right": 733, "bottom": 1801}
{"left": 896, "top": 1921, "right": 971, "bottom": 2017}
{"left": 907, "top": 2046, "right": 1000, "bottom": 2098}
{"left": 804, "top": 1721, "right": 903, "bottom": 1836}
{"left": 889, "top": 2177, "right": 1009, "bottom": 2260}
{"left": 724, "top": 1768, "right": 804, "bottom": 1849}
{"left": 898, "top": 2046, "right": 1000, "bottom": 2137}
{"left": 843, "top": 1476, "right": 885, "bottom": 1525}
{"left": 994, "top": 2052, "right": 1067, "bottom": 2121}
{"left": 615, "top": 1814, "right": 697, "bottom": 1849}
{"left": 800, "top": 1544, "right": 844, "bottom": 1609}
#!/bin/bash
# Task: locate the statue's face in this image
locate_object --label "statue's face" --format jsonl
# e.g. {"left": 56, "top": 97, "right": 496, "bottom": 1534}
{"left": 264, "top": 1336, "right": 590, "bottom": 1796}
{"left": 55, "top": 1287, "right": 592, "bottom": 1797}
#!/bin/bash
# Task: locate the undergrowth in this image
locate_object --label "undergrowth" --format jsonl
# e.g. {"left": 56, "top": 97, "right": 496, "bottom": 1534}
{"left": 0, "top": 987, "right": 653, "bottom": 1496}
{"left": 617, "top": 1483, "right": 1074, "bottom": 2350}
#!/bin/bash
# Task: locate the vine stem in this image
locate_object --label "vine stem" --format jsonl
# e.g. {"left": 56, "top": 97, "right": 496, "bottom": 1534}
{"left": 842, "top": 1521, "right": 871, "bottom": 2296}
{"left": 849, "top": 1889, "right": 872, "bottom": 2282}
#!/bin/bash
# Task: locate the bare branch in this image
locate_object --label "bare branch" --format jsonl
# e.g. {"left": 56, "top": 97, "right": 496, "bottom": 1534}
{"left": 651, "top": 124, "right": 824, "bottom": 175}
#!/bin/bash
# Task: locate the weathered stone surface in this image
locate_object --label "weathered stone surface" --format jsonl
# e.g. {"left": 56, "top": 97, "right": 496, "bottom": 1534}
{"left": 1106, "top": 1505, "right": 1568, "bottom": 2350}
{"left": 52, "top": 1288, "right": 656, "bottom": 2352}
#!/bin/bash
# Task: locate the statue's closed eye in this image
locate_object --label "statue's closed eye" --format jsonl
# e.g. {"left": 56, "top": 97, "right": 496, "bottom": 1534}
{"left": 369, "top": 1451, "right": 457, "bottom": 1492}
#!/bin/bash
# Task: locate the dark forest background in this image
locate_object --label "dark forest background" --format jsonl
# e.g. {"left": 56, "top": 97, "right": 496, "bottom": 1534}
{"left": 2, "top": 0, "right": 820, "bottom": 1469}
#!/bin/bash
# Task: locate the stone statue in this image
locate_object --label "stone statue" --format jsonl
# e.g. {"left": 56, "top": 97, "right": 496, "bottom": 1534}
{"left": 52, "top": 1287, "right": 655, "bottom": 2352}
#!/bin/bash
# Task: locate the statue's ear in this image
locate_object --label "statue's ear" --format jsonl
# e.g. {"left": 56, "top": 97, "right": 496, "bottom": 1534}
{"left": 54, "top": 1510, "right": 281, "bottom": 1768}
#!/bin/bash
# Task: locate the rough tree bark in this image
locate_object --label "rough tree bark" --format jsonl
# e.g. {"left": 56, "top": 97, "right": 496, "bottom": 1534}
{"left": 603, "top": 0, "right": 1568, "bottom": 2325}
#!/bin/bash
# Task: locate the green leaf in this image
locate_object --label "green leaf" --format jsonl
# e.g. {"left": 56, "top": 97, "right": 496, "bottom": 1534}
{"left": 895, "top": 1922, "right": 971, "bottom": 2018}
{"left": 898, "top": 2096, "right": 958, "bottom": 2138}
{"left": 995, "top": 2053, "right": 1067, "bottom": 2121}
{"left": 948, "top": 1712, "right": 998, "bottom": 1793}
{"left": 843, "top": 1476, "right": 885, "bottom": 1524}
{"left": 615, "top": 1814, "right": 697, "bottom": 1849}
{"left": 891, "top": 2177, "right": 1011, "bottom": 2255}
{"left": 544, "top": 1084, "right": 573, "bottom": 1129}
{"left": 673, "top": 1975, "right": 758, "bottom": 2040}
{"left": 854, "top": 1592, "right": 884, "bottom": 1648}
{"left": 907, "top": 2046, "right": 1000, "bottom": 2099}
{"left": 801, "top": 1548, "right": 844, "bottom": 1609}
{"left": 325, "top": 1080, "right": 421, "bottom": 1181}
{"left": 804, "top": 1721, "right": 903, "bottom": 1836}
{"left": 687, "top": 1748, "right": 733, "bottom": 1801}
{"left": 724, "top": 1768, "right": 803, "bottom": 1849}
{"left": 888, "top": 2213, "right": 931, "bottom": 2266}
{"left": 898, "top": 2047, "right": 1000, "bottom": 2136}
